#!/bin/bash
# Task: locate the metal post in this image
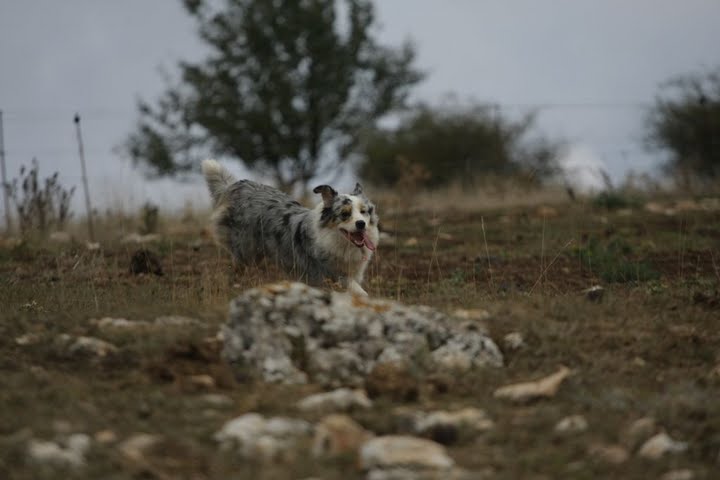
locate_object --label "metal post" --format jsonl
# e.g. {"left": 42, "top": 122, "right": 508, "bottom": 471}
{"left": 0, "top": 110, "right": 11, "bottom": 233}
{"left": 73, "top": 113, "right": 95, "bottom": 241}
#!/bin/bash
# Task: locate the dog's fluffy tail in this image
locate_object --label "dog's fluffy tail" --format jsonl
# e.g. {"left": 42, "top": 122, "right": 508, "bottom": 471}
{"left": 202, "top": 159, "right": 235, "bottom": 206}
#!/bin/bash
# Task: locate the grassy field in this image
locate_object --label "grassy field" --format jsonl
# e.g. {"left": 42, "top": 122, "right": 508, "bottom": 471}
{"left": 1, "top": 191, "right": 719, "bottom": 479}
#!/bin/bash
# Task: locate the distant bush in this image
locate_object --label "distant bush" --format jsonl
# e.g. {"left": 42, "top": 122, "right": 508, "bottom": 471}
{"left": 357, "top": 103, "right": 562, "bottom": 190}
{"left": 140, "top": 202, "right": 160, "bottom": 234}
{"left": 5, "top": 159, "right": 75, "bottom": 236}
{"left": 591, "top": 191, "right": 641, "bottom": 211}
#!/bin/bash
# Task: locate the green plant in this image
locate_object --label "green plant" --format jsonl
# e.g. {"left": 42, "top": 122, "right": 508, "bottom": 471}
{"left": 576, "top": 237, "right": 659, "bottom": 283}
{"left": 5, "top": 159, "right": 75, "bottom": 236}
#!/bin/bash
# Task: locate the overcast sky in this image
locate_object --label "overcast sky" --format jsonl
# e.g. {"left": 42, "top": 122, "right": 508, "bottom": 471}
{"left": 1, "top": 0, "right": 719, "bottom": 215}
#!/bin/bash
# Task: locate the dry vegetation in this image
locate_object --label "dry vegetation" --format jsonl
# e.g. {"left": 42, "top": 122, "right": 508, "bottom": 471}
{"left": 1, "top": 188, "right": 719, "bottom": 479}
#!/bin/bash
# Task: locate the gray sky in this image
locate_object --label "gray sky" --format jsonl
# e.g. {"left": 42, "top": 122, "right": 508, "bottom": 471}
{"left": 1, "top": 0, "right": 719, "bottom": 215}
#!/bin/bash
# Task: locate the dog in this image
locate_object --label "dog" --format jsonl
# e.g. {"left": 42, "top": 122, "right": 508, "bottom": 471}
{"left": 201, "top": 159, "right": 379, "bottom": 296}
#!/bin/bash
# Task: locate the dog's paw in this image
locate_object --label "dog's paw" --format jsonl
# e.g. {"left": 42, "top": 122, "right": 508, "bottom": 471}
{"left": 348, "top": 280, "right": 368, "bottom": 297}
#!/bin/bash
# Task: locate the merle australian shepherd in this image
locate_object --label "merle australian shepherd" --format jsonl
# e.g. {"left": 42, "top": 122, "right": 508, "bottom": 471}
{"left": 202, "top": 159, "right": 379, "bottom": 296}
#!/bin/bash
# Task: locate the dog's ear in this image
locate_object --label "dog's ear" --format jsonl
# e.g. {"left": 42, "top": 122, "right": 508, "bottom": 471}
{"left": 352, "top": 182, "right": 364, "bottom": 196}
{"left": 313, "top": 185, "right": 338, "bottom": 207}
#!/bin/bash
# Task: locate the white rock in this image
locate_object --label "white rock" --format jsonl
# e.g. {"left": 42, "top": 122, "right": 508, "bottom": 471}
{"left": 411, "top": 408, "right": 494, "bottom": 437}
{"left": 493, "top": 366, "right": 572, "bottom": 403}
{"left": 637, "top": 432, "right": 688, "bottom": 460}
{"left": 587, "top": 443, "right": 629, "bottom": 464}
{"left": 297, "top": 388, "right": 373, "bottom": 412}
{"left": 223, "top": 282, "right": 503, "bottom": 385}
{"left": 502, "top": 332, "right": 525, "bottom": 350}
{"left": 360, "top": 435, "right": 454, "bottom": 471}
{"left": 554, "top": 415, "right": 588, "bottom": 434}
{"left": 199, "top": 393, "right": 234, "bottom": 408}
{"left": 27, "top": 433, "right": 91, "bottom": 468}
{"left": 58, "top": 335, "right": 118, "bottom": 357}
{"left": 118, "top": 433, "right": 160, "bottom": 463}
{"left": 621, "top": 417, "right": 657, "bottom": 448}
{"left": 214, "top": 413, "right": 312, "bottom": 461}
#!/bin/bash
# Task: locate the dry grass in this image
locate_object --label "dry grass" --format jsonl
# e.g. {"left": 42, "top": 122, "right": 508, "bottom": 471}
{"left": 1, "top": 191, "right": 719, "bottom": 479}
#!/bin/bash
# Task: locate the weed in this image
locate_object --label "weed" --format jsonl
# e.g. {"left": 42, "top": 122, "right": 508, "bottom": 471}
{"left": 140, "top": 201, "right": 160, "bottom": 234}
{"left": 575, "top": 237, "right": 659, "bottom": 283}
{"left": 5, "top": 159, "right": 75, "bottom": 236}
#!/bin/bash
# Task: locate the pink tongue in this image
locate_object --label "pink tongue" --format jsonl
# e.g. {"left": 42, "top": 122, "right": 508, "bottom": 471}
{"left": 362, "top": 231, "right": 376, "bottom": 251}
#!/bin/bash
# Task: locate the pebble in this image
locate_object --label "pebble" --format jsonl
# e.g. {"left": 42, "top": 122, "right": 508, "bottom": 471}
{"left": 360, "top": 435, "right": 454, "bottom": 471}
{"left": 297, "top": 388, "right": 373, "bottom": 412}
{"left": 637, "top": 432, "right": 688, "bottom": 460}
{"left": 494, "top": 366, "right": 571, "bottom": 403}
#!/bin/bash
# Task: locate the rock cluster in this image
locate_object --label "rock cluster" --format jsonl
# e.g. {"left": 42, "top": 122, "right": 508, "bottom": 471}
{"left": 222, "top": 282, "right": 503, "bottom": 386}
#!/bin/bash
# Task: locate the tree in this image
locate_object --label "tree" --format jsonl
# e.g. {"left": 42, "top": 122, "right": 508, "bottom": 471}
{"left": 646, "top": 68, "right": 720, "bottom": 185}
{"left": 124, "top": 0, "right": 422, "bottom": 192}
{"left": 357, "top": 103, "right": 562, "bottom": 189}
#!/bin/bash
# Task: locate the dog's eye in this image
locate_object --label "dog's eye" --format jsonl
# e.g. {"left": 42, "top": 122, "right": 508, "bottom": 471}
{"left": 340, "top": 211, "right": 351, "bottom": 220}
{"left": 360, "top": 210, "right": 367, "bottom": 215}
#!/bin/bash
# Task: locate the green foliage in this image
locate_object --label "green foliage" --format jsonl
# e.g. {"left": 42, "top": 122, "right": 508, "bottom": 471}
{"left": 591, "top": 191, "right": 641, "bottom": 211}
{"left": 357, "top": 103, "right": 562, "bottom": 189}
{"left": 124, "top": 0, "right": 423, "bottom": 191}
{"left": 4, "top": 159, "right": 75, "bottom": 236}
{"left": 575, "top": 237, "right": 658, "bottom": 284}
{"left": 646, "top": 68, "right": 720, "bottom": 184}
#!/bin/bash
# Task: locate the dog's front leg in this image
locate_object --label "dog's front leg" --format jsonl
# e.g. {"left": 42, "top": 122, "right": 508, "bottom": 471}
{"left": 348, "top": 278, "right": 368, "bottom": 296}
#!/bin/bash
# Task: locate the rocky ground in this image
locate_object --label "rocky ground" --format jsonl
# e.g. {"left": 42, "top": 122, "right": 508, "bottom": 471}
{"left": 1, "top": 196, "right": 719, "bottom": 479}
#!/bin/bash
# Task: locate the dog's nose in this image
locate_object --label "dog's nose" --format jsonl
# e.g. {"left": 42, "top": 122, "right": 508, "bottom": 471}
{"left": 355, "top": 220, "right": 366, "bottom": 230}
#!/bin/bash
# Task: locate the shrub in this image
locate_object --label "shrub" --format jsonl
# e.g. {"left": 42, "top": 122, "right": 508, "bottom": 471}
{"left": 5, "top": 159, "right": 75, "bottom": 236}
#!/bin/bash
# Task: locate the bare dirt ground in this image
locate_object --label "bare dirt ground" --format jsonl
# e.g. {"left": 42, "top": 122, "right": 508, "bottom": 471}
{"left": 1, "top": 195, "right": 719, "bottom": 479}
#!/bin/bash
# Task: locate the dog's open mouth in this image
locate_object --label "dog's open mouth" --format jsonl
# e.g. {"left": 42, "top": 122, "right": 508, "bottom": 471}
{"left": 340, "top": 229, "right": 376, "bottom": 251}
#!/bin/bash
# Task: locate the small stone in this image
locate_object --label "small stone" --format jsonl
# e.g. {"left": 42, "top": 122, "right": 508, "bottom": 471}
{"left": 86, "top": 242, "right": 101, "bottom": 251}
{"left": 584, "top": 285, "right": 604, "bottom": 302}
{"left": 403, "top": 237, "right": 418, "bottom": 247}
{"left": 588, "top": 443, "right": 629, "bottom": 465}
{"left": 452, "top": 308, "right": 491, "bottom": 322}
{"left": 199, "top": 393, "right": 234, "bottom": 408}
{"left": 297, "top": 388, "right": 373, "bottom": 412}
{"left": 312, "top": 414, "right": 373, "bottom": 457}
{"left": 27, "top": 433, "right": 91, "bottom": 468}
{"left": 637, "top": 432, "right": 688, "bottom": 460}
{"left": 59, "top": 335, "right": 119, "bottom": 357}
{"left": 660, "top": 469, "right": 694, "bottom": 480}
{"left": 118, "top": 433, "right": 160, "bottom": 464}
{"left": 503, "top": 332, "right": 525, "bottom": 351}
{"left": 94, "top": 430, "right": 117, "bottom": 444}
{"left": 214, "top": 413, "right": 312, "bottom": 461}
{"left": 621, "top": 417, "right": 657, "bottom": 448}
{"left": 554, "top": 415, "right": 588, "bottom": 434}
{"left": 360, "top": 435, "right": 454, "bottom": 471}
{"left": 15, "top": 333, "right": 41, "bottom": 346}
{"left": 494, "top": 366, "right": 572, "bottom": 403}
{"left": 187, "top": 374, "right": 216, "bottom": 389}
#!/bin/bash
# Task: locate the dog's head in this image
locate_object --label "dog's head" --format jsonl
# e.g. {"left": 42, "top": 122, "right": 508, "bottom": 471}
{"left": 313, "top": 183, "right": 379, "bottom": 251}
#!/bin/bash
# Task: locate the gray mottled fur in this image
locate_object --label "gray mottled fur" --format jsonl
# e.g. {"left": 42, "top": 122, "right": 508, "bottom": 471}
{"left": 202, "top": 159, "right": 379, "bottom": 291}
